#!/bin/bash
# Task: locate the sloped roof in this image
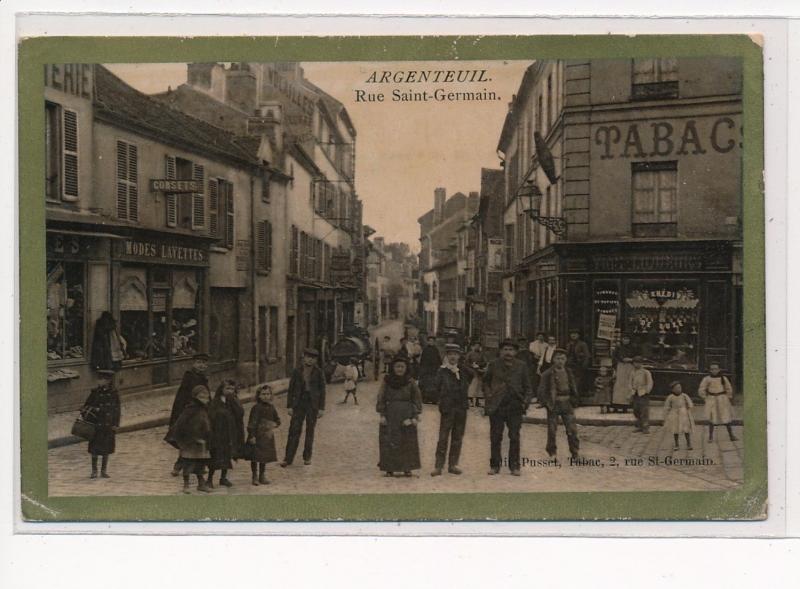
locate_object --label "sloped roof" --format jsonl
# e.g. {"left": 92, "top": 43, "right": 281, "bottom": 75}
{"left": 94, "top": 65, "right": 258, "bottom": 168}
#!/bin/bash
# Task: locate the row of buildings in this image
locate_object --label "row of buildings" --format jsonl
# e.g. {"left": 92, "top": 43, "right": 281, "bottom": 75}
{"left": 419, "top": 57, "right": 744, "bottom": 393}
{"left": 45, "top": 62, "right": 380, "bottom": 412}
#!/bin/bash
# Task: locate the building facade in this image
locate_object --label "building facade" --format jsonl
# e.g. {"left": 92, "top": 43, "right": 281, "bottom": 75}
{"left": 497, "top": 58, "right": 743, "bottom": 393}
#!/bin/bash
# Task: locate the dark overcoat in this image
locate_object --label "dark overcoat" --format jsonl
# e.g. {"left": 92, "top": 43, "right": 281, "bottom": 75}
{"left": 207, "top": 395, "right": 245, "bottom": 469}
{"left": 482, "top": 358, "right": 532, "bottom": 416}
{"left": 247, "top": 401, "right": 281, "bottom": 463}
{"left": 166, "top": 400, "right": 211, "bottom": 460}
{"left": 168, "top": 369, "right": 208, "bottom": 427}
{"left": 83, "top": 384, "right": 121, "bottom": 455}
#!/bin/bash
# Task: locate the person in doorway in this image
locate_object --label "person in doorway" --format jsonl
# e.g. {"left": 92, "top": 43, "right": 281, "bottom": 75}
{"left": 698, "top": 363, "right": 738, "bottom": 442}
{"left": 281, "top": 348, "right": 326, "bottom": 467}
{"left": 431, "top": 344, "right": 469, "bottom": 477}
{"left": 464, "top": 340, "right": 487, "bottom": 408}
{"left": 629, "top": 356, "right": 654, "bottom": 434}
{"left": 537, "top": 335, "right": 558, "bottom": 376}
{"left": 207, "top": 380, "right": 245, "bottom": 488}
{"left": 167, "top": 353, "right": 209, "bottom": 476}
{"left": 663, "top": 381, "right": 694, "bottom": 450}
{"left": 90, "top": 311, "right": 126, "bottom": 371}
{"left": 166, "top": 385, "right": 212, "bottom": 494}
{"left": 376, "top": 356, "right": 423, "bottom": 477}
{"left": 611, "top": 334, "right": 637, "bottom": 413}
{"left": 593, "top": 361, "right": 614, "bottom": 414}
{"left": 566, "top": 329, "right": 591, "bottom": 397}
{"left": 537, "top": 348, "right": 581, "bottom": 460}
{"left": 482, "top": 339, "right": 532, "bottom": 476}
{"left": 418, "top": 334, "right": 443, "bottom": 404}
{"left": 516, "top": 336, "right": 537, "bottom": 394}
{"left": 339, "top": 357, "right": 360, "bottom": 405}
{"left": 81, "top": 369, "right": 121, "bottom": 479}
{"left": 247, "top": 384, "right": 281, "bottom": 485}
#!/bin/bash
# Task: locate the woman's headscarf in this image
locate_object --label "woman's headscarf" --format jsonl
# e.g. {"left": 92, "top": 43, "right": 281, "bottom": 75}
{"left": 384, "top": 355, "right": 410, "bottom": 389}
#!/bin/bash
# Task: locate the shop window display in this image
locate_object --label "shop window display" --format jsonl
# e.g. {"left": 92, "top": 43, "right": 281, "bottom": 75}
{"left": 119, "top": 268, "right": 149, "bottom": 362}
{"left": 171, "top": 271, "right": 199, "bottom": 357}
{"left": 46, "top": 260, "right": 85, "bottom": 361}
{"left": 625, "top": 281, "right": 699, "bottom": 370}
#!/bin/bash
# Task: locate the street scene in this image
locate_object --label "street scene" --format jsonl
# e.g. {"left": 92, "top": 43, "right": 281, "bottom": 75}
{"left": 44, "top": 57, "right": 745, "bottom": 498}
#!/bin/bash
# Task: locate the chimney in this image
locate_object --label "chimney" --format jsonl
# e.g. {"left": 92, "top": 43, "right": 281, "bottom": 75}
{"left": 468, "top": 191, "right": 480, "bottom": 214}
{"left": 187, "top": 63, "right": 226, "bottom": 101}
{"left": 252, "top": 101, "right": 284, "bottom": 152}
{"left": 225, "top": 63, "right": 257, "bottom": 113}
{"left": 433, "top": 187, "right": 446, "bottom": 225}
{"left": 374, "top": 237, "right": 385, "bottom": 254}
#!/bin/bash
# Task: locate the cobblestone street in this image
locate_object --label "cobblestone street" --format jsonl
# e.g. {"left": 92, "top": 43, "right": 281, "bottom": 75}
{"left": 48, "top": 376, "right": 743, "bottom": 496}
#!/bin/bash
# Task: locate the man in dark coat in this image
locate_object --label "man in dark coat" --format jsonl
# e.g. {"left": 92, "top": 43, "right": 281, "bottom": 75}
{"left": 168, "top": 353, "right": 209, "bottom": 476}
{"left": 538, "top": 348, "right": 581, "bottom": 460}
{"left": 431, "top": 343, "right": 470, "bottom": 476}
{"left": 418, "top": 335, "right": 442, "bottom": 403}
{"left": 281, "top": 348, "right": 327, "bottom": 467}
{"left": 482, "top": 339, "right": 532, "bottom": 476}
{"left": 566, "top": 329, "right": 591, "bottom": 397}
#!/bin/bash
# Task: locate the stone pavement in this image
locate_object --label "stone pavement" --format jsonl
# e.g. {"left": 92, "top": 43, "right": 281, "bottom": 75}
{"left": 524, "top": 402, "right": 743, "bottom": 427}
{"left": 48, "top": 377, "right": 743, "bottom": 496}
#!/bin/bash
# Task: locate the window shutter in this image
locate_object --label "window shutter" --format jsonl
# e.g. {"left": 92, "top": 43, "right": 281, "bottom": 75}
{"left": 165, "top": 155, "right": 177, "bottom": 227}
{"left": 127, "top": 143, "right": 138, "bottom": 221}
{"left": 225, "top": 185, "right": 234, "bottom": 249}
{"left": 191, "top": 163, "right": 205, "bottom": 230}
{"left": 208, "top": 178, "right": 219, "bottom": 238}
{"left": 116, "top": 140, "right": 128, "bottom": 220}
{"left": 62, "top": 109, "right": 79, "bottom": 201}
{"left": 290, "top": 226, "right": 298, "bottom": 275}
{"left": 257, "top": 221, "right": 267, "bottom": 271}
{"left": 266, "top": 221, "right": 273, "bottom": 271}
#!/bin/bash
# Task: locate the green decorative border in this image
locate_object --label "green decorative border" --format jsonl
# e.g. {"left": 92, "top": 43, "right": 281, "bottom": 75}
{"left": 19, "top": 35, "right": 766, "bottom": 522}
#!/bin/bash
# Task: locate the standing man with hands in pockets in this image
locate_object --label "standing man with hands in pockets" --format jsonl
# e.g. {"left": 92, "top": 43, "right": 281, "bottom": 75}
{"left": 281, "top": 348, "right": 326, "bottom": 467}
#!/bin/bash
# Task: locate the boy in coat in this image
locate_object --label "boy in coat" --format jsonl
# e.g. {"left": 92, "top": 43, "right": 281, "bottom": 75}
{"left": 431, "top": 344, "right": 470, "bottom": 476}
{"left": 167, "top": 353, "right": 209, "bottom": 476}
{"left": 166, "top": 385, "right": 213, "bottom": 494}
{"left": 537, "top": 349, "right": 581, "bottom": 460}
{"left": 281, "top": 348, "right": 326, "bottom": 467}
{"left": 82, "top": 369, "right": 121, "bottom": 478}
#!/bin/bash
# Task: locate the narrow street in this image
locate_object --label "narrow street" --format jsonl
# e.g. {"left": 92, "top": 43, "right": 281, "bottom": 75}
{"left": 48, "top": 376, "right": 742, "bottom": 497}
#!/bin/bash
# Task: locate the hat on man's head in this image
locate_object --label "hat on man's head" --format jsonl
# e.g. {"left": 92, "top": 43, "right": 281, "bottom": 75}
{"left": 96, "top": 369, "right": 116, "bottom": 377}
{"left": 444, "top": 343, "right": 462, "bottom": 354}
{"left": 568, "top": 328, "right": 581, "bottom": 335}
{"left": 517, "top": 336, "right": 528, "bottom": 342}
{"left": 303, "top": 348, "right": 320, "bottom": 358}
{"left": 193, "top": 353, "right": 210, "bottom": 361}
{"left": 553, "top": 347, "right": 568, "bottom": 357}
{"left": 499, "top": 338, "right": 519, "bottom": 350}
{"left": 632, "top": 355, "right": 645, "bottom": 363}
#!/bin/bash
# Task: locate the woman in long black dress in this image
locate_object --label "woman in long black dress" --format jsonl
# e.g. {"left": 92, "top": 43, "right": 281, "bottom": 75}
{"left": 376, "top": 356, "right": 423, "bottom": 477}
{"left": 207, "top": 379, "right": 245, "bottom": 488}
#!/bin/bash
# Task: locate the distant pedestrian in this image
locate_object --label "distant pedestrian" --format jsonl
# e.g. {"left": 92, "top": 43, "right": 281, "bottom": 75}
{"left": 629, "top": 356, "right": 653, "bottom": 434}
{"left": 464, "top": 340, "right": 487, "bottom": 408}
{"left": 593, "top": 362, "right": 614, "bottom": 414}
{"left": 529, "top": 332, "right": 548, "bottom": 392}
{"left": 247, "top": 384, "right": 281, "bottom": 485}
{"left": 483, "top": 339, "right": 532, "bottom": 476}
{"left": 538, "top": 349, "right": 581, "bottom": 460}
{"left": 207, "top": 379, "right": 245, "bottom": 488}
{"left": 281, "top": 348, "right": 326, "bottom": 467}
{"left": 419, "top": 335, "right": 442, "bottom": 403}
{"left": 566, "top": 329, "right": 590, "bottom": 397}
{"left": 167, "top": 353, "right": 209, "bottom": 476}
{"left": 698, "top": 363, "right": 738, "bottom": 442}
{"left": 611, "top": 334, "right": 636, "bottom": 412}
{"left": 516, "top": 336, "right": 537, "bottom": 391}
{"left": 431, "top": 344, "right": 469, "bottom": 477}
{"left": 376, "top": 356, "right": 422, "bottom": 477}
{"left": 81, "top": 369, "right": 121, "bottom": 479}
{"left": 165, "top": 385, "right": 212, "bottom": 494}
{"left": 340, "top": 357, "right": 360, "bottom": 405}
{"left": 537, "top": 335, "right": 558, "bottom": 375}
{"left": 380, "top": 335, "right": 394, "bottom": 375}
{"left": 663, "top": 381, "right": 694, "bottom": 450}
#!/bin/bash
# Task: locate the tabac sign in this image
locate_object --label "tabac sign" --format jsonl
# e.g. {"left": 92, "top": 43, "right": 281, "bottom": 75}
{"left": 149, "top": 179, "right": 202, "bottom": 193}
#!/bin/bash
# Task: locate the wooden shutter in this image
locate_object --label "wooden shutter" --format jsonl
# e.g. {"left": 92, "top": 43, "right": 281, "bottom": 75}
{"left": 290, "top": 226, "right": 298, "bottom": 275}
{"left": 116, "top": 141, "right": 129, "bottom": 220}
{"left": 208, "top": 178, "right": 219, "bottom": 238}
{"left": 191, "top": 163, "right": 205, "bottom": 230}
{"left": 165, "top": 155, "right": 177, "bottom": 227}
{"left": 257, "top": 220, "right": 270, "bottom": 271}
{"left": 266, "top": 221, "right": 273, "bottom": 271}
{"left": 127, "top": 143, "right": 138, "bottom": 221}
{"left": 225, "top": 184, "right": 234, "bottom": 249}
{"left": 62, "top": 109, "right": 79, "bottom": 201}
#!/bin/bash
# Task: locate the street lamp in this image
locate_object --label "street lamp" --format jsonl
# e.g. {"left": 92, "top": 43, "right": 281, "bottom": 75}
{"left": 519, "top": 179, "right": 567, "bottom": 237}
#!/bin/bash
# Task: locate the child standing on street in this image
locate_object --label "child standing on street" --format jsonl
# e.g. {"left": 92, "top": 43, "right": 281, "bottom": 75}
{"left": 593, "top": 363, "right": 614, "bottom": 414}
{"left": 698, "top": 363, "right": 738, "bottom": 442}
{"left": 207, "top": 379, "right": 245, "bottom": 488}
{"left": 340, "top": 357, "right": 360, "bottom": 405}
{"left": 82, "top": 369, "right": 121, "bottom": 479}
{"left": 247, "top": 384, "right": 281, "bottom": 485}
{"left": 166, "top": 385, "right": 212, "bottom": 494}
{"left": 663, "top": 381, "right": 694, "bottom": 450}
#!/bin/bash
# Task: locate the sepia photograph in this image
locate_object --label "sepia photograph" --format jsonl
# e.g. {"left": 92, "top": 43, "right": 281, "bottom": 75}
{"left": 20, "top": 35, "right": 766, "bottom": 520}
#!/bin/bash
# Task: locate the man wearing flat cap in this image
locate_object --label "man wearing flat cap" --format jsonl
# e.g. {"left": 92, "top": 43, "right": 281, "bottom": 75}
{"left": 281, "top": 348, "right": 326, "bottom": 467}
{"left": 431, "top": 343, "right": 470, "bottom": 476}
{"left": 482, "top": 338, "right": 532, "bottom": 476}
{"left": 538, "top": 347, "right": 581, "bottom": 460}
{"left": 167, "top": 352, "right": 209, "bottom": 476}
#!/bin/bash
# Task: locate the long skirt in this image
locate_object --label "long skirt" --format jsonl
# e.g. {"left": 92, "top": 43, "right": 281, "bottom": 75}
{"left": 251, "top": 427, "right": 278, "bottom": 464}
{"left": 378, "top": 423, "right": 421, "bottom": 473}
{"left": 664, "top": 407, "right": 694, "bottom": 434}
{"left": 705, "top": 394, "right": 733, "bottom": 424}
{"left": 612, "top": 362, "right": 635, "bottom": 406}
{"left": 467, "top": 375, "right": 484, "bottom": 400}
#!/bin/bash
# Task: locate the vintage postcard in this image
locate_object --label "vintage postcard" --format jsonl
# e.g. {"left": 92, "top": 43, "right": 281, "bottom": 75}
{"left": 18, "top": 35, "right": 766, "bottom": 522}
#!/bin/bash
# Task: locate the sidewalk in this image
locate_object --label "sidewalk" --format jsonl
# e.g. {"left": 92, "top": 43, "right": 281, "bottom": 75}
{"left": 48, "top": 378, "right": 290, "bottom": 449}
{"left": 523, "top": 402, "right": 743, "bottom": 427}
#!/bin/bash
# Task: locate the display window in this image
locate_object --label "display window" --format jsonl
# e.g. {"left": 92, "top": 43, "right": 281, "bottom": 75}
{"left": 46, "top": 260, "right": 86, "bottom": 361}
{"left": 624, "top": 280, "right": 699, "bottom": 370}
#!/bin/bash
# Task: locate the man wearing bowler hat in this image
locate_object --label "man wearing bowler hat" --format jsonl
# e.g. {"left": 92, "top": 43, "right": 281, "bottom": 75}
{"left": 281, "top": 348, "right": 327, "bottom": 467}
{"left": 482, "top": 338, "right": 533, "bottom": 476}
{"left": 167, "top": 352, "right": 209, "bottom": 476}
{"left": 431, "top": 343, "right": 470, "bottom": 476}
